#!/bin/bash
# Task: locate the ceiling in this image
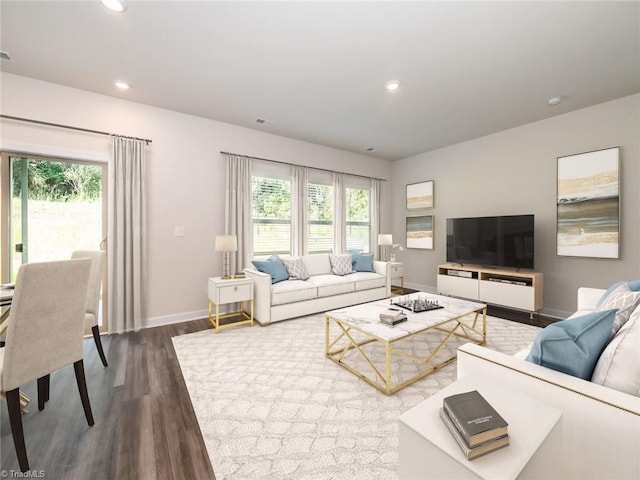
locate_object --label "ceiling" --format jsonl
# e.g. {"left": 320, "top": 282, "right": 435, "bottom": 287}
{"left": 1, "top": 1, "right": 638, "bottom": 161}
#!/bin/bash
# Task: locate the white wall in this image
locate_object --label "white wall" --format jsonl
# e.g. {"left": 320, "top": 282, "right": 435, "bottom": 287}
{"left": 0, "top": 73, "right": 392, "bottom": 327}
{"left": 3, "top": 73, "right": 637, "bottom": 322}
{"left": 392, "top": 94, "right": 640, "bottom": 318}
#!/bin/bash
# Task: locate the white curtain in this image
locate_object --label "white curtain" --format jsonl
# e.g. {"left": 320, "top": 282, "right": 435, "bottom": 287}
{"left": 292, "top": 165, "right": 308, "bottom": 256}
{"left": 333, "top": 173, "right": 345, "bottom": 253}
{"left": 108, "top": 136, "right": 146, "bottom": 333}
{"left": 371, "top": 178, "right": 382, "bottom": 259}
{"left": 225, "top": 154, "right": 252, "bottom": 272}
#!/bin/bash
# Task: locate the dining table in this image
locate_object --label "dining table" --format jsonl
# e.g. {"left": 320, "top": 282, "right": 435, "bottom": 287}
{"left": 1, "top": 285, "right": 32, "bottom": 411}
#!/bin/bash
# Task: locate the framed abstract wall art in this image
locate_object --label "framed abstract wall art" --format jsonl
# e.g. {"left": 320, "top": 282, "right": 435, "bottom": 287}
{"left": 406, "top": 180, "right": 433, "bottom": 210}
{"left": 406, "top": 215, "right": 433, "bottom": 250}
{"left": 556, "top": 146, "right": 620, "bottom": 259}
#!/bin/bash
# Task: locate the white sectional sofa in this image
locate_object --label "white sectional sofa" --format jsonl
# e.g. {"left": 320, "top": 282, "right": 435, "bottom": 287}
{"left": 244, "top": 254, "right": 391, "bottom": 325}
{"left": 457, "top": 287, "right": 640, "bottom": 479}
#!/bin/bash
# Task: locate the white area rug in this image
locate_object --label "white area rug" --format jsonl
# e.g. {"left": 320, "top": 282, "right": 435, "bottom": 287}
{"left": 172, "top": 314, "right": 540, "bottom": 480}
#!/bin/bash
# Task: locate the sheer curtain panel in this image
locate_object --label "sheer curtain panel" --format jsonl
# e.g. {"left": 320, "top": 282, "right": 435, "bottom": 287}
{"left": 292, "top": 165, "right": 308, "bottom": 256}
{"left": 108, "top": 136, "right": 147, "bottom": 333}
{"left": 333, "top": 173, "right": 346, "bottom": 253}
{"left": 225, "top": 154, "right": 252, "bottom": 273}
{"left": 371, "top": 179, "right": 382, "bottom": 260}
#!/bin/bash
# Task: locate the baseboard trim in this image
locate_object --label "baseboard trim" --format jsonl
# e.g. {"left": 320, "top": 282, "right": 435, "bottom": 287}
{"left": 145, "top": 309, "right": 208, "bottom": 329}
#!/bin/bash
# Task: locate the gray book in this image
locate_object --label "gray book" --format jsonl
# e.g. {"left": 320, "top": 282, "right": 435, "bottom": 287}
{"left": 439, "top": 408, "right": 509, "bottom": 460}
{"left": 442, "top": 390, "right": 508, "bottom": 447}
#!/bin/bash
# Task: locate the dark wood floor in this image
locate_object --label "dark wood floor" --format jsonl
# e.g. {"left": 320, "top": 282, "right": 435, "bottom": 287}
{"left": 0, "top": 301, "right": 554, "bottom": 478}
{"left": 0, "top": 319, "right": 215, "bottom": 479}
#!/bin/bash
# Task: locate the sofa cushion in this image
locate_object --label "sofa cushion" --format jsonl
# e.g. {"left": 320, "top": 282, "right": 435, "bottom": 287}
{"left": 282, "top": 256, "right": 310, "bottom": 280}
{"left": 251, "top": 255, "right": 289, "bottom": 284}
{"left": 271, "top": 279, "right": 318, "bottom": 306}
{"left": 305, "top": 274, "right": 354, "bottom": 297}
{"left": 595, "top": 283, "right": 640, "bottom": 338}
{"left": 352, "top": 253, "right": 375, "bottom": 273}
{"left": 344, "top": 272, "right": 386, "bottom": 291}
{"left": 591, "top": 305, "right": 640, "bottom": 396}
{"left": 596, "top": 280, "right": 640, "bottom": 308}
{"left": 525, "top": 309, "right": 617, "bottom": 380}
{"left": 302, "top": 254, "right": 332, "bottom": 276}
{"left": 329, "top": 253, "right": 354, "bottom": 275}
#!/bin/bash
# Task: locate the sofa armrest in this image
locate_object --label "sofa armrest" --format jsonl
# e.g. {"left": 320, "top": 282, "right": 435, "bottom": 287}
{"left": 456, "top": 342, "right": 640, "bottom": 479}
{"left": 243, "top": 267, "right": 272, "bottom": 324}
{"left": 457, "top": 342, "right": 640, "bottom": 415}
{"left": 373, "top": 260, "right": 391, "bottom": 297}
{"left": 577, "top": 287, "right": 605, "bottom": 312}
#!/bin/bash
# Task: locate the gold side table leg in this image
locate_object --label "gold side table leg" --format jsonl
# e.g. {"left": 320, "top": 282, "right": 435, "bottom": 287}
{"left": 215, "top": 303, "right": 220, "bottom": 334}
{"left": 250, "top": 299, "right": 254, "bottom": 326}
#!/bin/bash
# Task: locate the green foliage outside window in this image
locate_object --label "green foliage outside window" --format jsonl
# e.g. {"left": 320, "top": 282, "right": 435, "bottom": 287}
{"left": 11, "top": 158, "right": 102, "bottom": 201}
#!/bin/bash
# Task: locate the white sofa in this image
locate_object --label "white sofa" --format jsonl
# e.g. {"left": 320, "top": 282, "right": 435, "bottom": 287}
{"left": 243, "top": 254, "right": 391, "bottom": 325}
{"left": 457, "top": 287, "right": 640, "bottom": 479}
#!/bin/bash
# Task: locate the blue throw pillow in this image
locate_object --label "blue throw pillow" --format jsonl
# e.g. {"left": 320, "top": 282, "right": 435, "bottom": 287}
{"left": 251, "top": 255, "right": 289, "bottom": 284}
{"left": 525, "top": 309, "right": 617, "bottom": 380}
{"left": 596, "top": 280, "right": 640, "bottom": 308}
{"left": 352, "top": 253, "right": 375, "bottom": 272}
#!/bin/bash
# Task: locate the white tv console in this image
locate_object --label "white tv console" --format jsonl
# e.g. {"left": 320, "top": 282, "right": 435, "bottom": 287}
{"left": 437, "top": 264, "right": 543, "bottom": 317}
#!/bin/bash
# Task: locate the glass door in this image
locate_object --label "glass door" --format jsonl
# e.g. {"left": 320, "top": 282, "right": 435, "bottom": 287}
{"left": 1, "top": 153, "right": 108, "bottom": 332}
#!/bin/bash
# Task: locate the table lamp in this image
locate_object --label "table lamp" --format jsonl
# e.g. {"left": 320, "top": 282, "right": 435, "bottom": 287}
{"left": 215, "top": 235, "right": 237, "bottom": 279}
{"left": 378, "top": 234, "right": 393, "bottom": 262}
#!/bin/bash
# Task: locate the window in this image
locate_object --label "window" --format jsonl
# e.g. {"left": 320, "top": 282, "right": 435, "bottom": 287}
{"left": 346, "top": 187, "right": 371, "bottom": 254}
{"left": 249, "top": 161, "right": 374, "bottom": 259}
{"left": 307, "top": 182, "right": 334, "bottom": 254}
{"left": 1, "top": 152, "right": 108, "bottom": 332}
{"left": 251, "top": 175, "right": 292, "bottom": 258}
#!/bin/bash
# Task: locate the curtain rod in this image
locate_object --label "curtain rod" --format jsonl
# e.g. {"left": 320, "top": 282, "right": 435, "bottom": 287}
{"left": 1, "top": 114, "right": 152, "bottom": 145}
{"left": 220, "top": 151, "right": 387, "bottom": 182}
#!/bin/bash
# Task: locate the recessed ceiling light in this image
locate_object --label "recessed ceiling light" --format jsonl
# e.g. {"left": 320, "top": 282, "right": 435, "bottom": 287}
{"left": 385, "top": 80, "right": 400, "bottom": 91}
{"left": 366, "top": 147, "right": 375, "bottom": 152}
{"left": 548, "top": 96, "right": 562, "bottom": 106}
{"left": 100, "top": 0, "right": 127, "bottom": 13}
{"left": 115, "top": 81, "right": 130, "bottom": 90}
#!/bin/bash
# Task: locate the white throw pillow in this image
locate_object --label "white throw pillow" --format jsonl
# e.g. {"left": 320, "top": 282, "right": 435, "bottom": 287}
{"left": 302, "top": 255, "right": 331, "bottom": 276}
{"left": 329, "top": 253, "right": 354, "bottom": 276}
{"left": 596, "top": 283, "right": 640, "bottom": 339}
{"left": 591, "top": 304, "right": 640, "bottom": 397}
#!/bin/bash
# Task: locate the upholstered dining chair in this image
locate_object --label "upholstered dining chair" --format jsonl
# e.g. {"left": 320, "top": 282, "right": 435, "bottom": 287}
{"left": 71, "top": 250, "right": 108, "bottom": 367}
{"left": 0, "top": 259, "right": 94, "bottom": 472}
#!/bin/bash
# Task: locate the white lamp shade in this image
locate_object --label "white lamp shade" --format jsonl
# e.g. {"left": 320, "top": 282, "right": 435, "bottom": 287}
{"left": 378, "top": 234, "right": 393, "bottom": 246}
{"left": 215, "top": 235, "right": 238, "bottom": 252}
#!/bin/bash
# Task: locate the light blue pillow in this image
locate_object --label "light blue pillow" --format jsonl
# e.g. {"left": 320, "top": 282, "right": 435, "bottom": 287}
{"left": 352, "top": 253, "right": 374, "bottom": 273}
{"left": 251, "top": 255, "right": 289, "bottom": 284}
{"left": 596, "top": 280, "right": 640, "bottom": 308}
{"left": 525, "top": 309, "right": 617, "bottom": 380}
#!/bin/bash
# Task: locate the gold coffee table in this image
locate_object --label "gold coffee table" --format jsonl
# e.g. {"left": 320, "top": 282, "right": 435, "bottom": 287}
{"left": 325, "top": 293, "right": 487, "bottom": 395}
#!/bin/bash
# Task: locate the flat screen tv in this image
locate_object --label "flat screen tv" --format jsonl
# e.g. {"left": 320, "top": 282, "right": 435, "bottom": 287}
{"left": 446, "top": 214, "right": 534, "bottom": 270}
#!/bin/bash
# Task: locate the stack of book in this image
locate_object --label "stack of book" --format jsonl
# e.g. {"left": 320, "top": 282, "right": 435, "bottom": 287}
{"left": 379, "top": 308, "right": 407, "bottom": 326}
{"left": 440, "top": 390, "right": 509, "bottom": 460}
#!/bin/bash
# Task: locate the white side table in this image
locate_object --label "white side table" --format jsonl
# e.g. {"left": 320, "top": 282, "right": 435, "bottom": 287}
{"left": 390, "top": 261, "right": 404, "bottom": 294}
{"left": 207, "top": 276, "right": 254, "bottom": 333}
{"left": 399, "top": 376, "right": 563, "bottom": 480}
